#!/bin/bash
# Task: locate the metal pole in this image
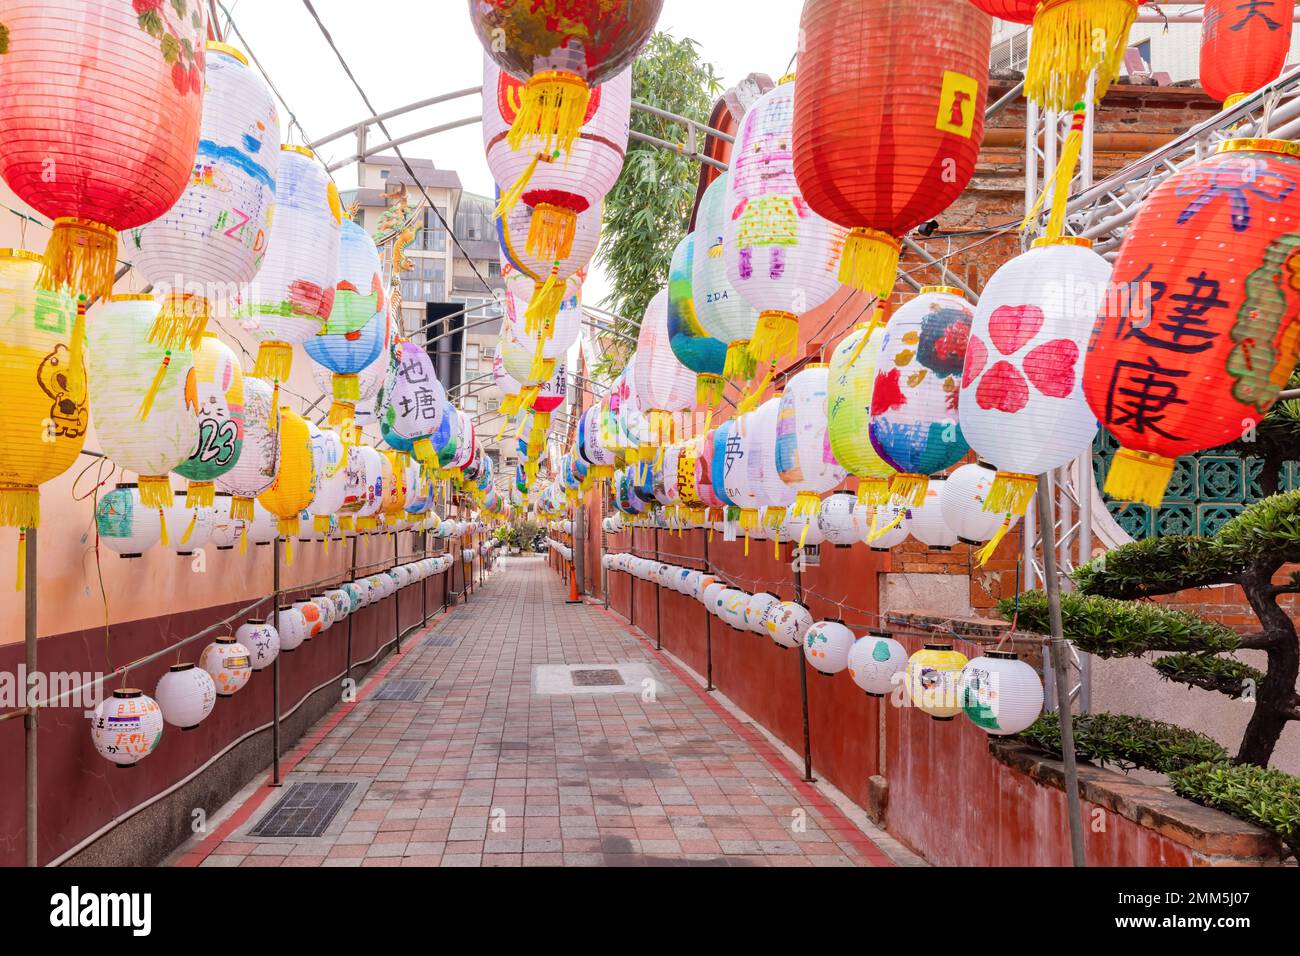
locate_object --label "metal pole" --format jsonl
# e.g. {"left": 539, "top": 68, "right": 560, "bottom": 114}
{"left": 573, "top": 501, "right": 586, "bottom": 598}
{"left": 346, "top": 534, "right": 357, "bottom": 685}
{"left": 24, "top": 528, "right": 37, "bottom": 867}
{"left": 793, "top": 561, "right": 815, "bottom": 783}
{"left": 271, "top": 535, "right": 282, "bottom": 787}
{"left": 703, "top": 528, "right": 714, "bottom": 692}
{"left": 393, "top": 531, "right": 401, "bottom": 653}
{"left": 422, "top": 531, "right": 429, "bottom": 626}
{"left": 653, "top": 527, "right": 662, "bottom": 651}
{"left": 1036, "top": 474, "right": 1086, "bottom": 867}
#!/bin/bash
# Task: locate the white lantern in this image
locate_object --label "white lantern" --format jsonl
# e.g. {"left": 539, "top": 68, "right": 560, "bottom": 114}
{"left": 803, "top": 620, "right": 855, "bottom": 676}
{"left": 502, "top": 272, "right": 582, "bottom": 383}
{"left": 766, "top": 600, "right": 813, "bottom": 650}
{"left": 326, "top": 588, "right": 352, "bottom": 621}
{"left": 959, "top": 652, "right": 1045, "bottom": 736}
{"left": 846, "top": 634, "right": 909, "bottom": 697}
{"left": 215, "top": 376, "right": 281, "bottom": 526}
{"left": 198, "top": 636, "right": 253, "bottom": 697}
{"left": 718, "top": 414, "right": 762, "bottom": 540}
{"left": 378, "top": 339, "right": 447, "bottom": 451}
{"left": 95, "top": 483, "right": 162, "bottom": 558}
{"left": 160, "top": 489, "right": 214, "bottom": 557}
{"left": 275, "top": 604, "right": 309, "bottom": 652}
{"left": 748, "top": 396, "right": 796, "bottom": 532}
{"left": 154, "top": 663, "right": 217, "bottom": 731}
{"left": 777, "top": 365, "right": 846, "bottom": 527}
{"left": 91, "top": 689, "right": 164, "bottom": 767}
{"left": 307, "top": 426, "right": 347, "bottom": 535}
{"left": 908, "top": 478, "right": 959, "bottom": 550}
{"left": 905, "top": 643, "right": 969, "bottom": 721}
{"left": 858, "top": 501, "right": 910, "bottom": 551}
{"left": 209, "top": 493, "right": 242, "bottom": 550}
{"left": 293, "top": 598, "right": 326, "bottom": 641}
{"left": 693, "top": 171, "right": 760, "bottom": 382}
{"left": 248, "top": 500, "right": 279, "bottom": 546}
{"left": 939, "top": 461, "right": 1017, "bottom": 546}
{"left": 498, "top": 199, "right": 602, "bottom": 333}
{"left": 235, "top": 619, "right": 280, "bottom": 672}
{"left": 721, "top": 589, "right": 751, "bottom": 630}
{"left": 310, "top": 594, "right": 337, "bottom": 631}
{"left": 633, "top": 288, "right": 696, "bottom": 450}
{"left": 745, "top": 592, "right": 780, "bottom": 634}
{"left": 817, "top": 491, "right": 858, "bottom": 547}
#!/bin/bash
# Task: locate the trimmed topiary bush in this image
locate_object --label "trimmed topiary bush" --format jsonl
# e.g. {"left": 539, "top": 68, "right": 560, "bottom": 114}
{"left": 1018, "top": 712, "right": 1228, "bottom": 775}
{"left": 1170, "top": 761, "right": 1300, "bottom": 860}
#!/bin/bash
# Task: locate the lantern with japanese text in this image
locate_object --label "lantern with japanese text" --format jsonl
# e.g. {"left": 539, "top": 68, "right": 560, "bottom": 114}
{"left": 241, "top": 146, "right": 342, "bottom": 384}
{"left": 959, "top": 652, "right": 1045, "bottom": 735}
{"left": 1200, "top": 0, "right": 1295, "bottom": 107}
{"left": 174, "top": 333, "right": 244, "bottom": 508}
{"left": 861, "top": 500, "right": 911, "bottom": 550}
{"left": 378, "top": 339, "right": 447, "bottom": 464}
{"left": 634, "top": 289, "right": 697, "bottom": 451}
{"left": 725, "top": 80, "right": 847, "bottom": 366}
{"left": 127, "top": 41, "right": 280, "bottom": 349}
{"left": 257, "top": 406, "right": 316, "bottom": 561}
{"left": 870, "top": 287, "right": 972, "bottom": 505}
{"left": 669, "top": 232, "right": 728, "bottom": 410}
{"left": 236, "top": 619, "right": 280, "bottom": 672}
{"left": 0, "top": 1, "right": 206, "bottom": 302}
{"left": 906, "top": 643, "right": 969, "bottom": 720}
{"left": 694, "top": 172, "right": 762, "bottom": 383}
{"left": 777, "top": 365, "right": 847, "bottom": 532}
{"left": 1083, "top": 139, "right": 1300, "bottom": 507}
{"left": 828, "top": 313, "right": 896, "bottom": 505}
{"left": 793, "top": 0, "right": 989, "bottom": 297}
{"left": 91, "top": 689, "right": 164, "bottom": 767}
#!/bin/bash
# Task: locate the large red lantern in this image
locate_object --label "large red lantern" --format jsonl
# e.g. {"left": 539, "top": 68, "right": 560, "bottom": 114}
{"left": 1200, "top": 0, "right": 1296, "bottom": 106}
{"left": 1083, "top": 138, "right": 1300, "bottom": 508}
{"left": 0, "top": 1, "right": 206, "bottom": 301}
{"left": 793, "top": 0, "right": 991, "bottom": 299}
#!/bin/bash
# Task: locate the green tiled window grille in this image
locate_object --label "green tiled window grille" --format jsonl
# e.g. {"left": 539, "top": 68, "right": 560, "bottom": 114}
{"left": 1092, "top": 430, "right": 1297, "bottom": 539}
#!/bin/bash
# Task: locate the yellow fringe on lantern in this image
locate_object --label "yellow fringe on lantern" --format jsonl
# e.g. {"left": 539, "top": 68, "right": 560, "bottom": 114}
{"left": 974, "top": 515, "right": 1016, "bottom": 567}
{"left": 239, "top": 524, "right": 248, "bottom": 554}
{"left": 525, "top": 272, "right": 566, "bottom": 338}
{"left": 138, "top": 475, "right": 173, "bottom": 510}
{"left": 0, "top": 487, "right": 40, "bottom": 530}
{"left": 16, "top": 529, "right": 26, "bottom": 592}
{"left": 588, "top": 465, "right": 613, "bottom": 482}
{"left": 180, "top": 511, "right": 198, "bottom": 545}
{"left": 765, "top": 507, "right": 788, "bottom": 531}
{"left": 839, "top": 227, "right": 901, "bottom": 298}
{"left": 529, "top": 345, "right": 556, "bottom": 384}
{"left": 697, "top": 373, "right": 725, "bottom": 408}
{"left": 724, "top": 340, "right": 757, "bottom": 381}
{"left": 1027, "top": 0, "right": 1139, "bottom": 111}
{"left": 333, "top": 373, "right": 360, "bottom": 401}
{"left": 749, "top": 310, "right": 799, "bottom": 365}
{"left": 136, "top": 351, "right": 172, "bottom": 421}
{"left": 500, "top": 393, "right": 522, "bottom": 417}
{"left": 67, "top": 299, "right": 88, "bottom": 401}
{"left": 984, "top": 472, "right": 1039, "bottom": 516}
{"left": 793, "top": 491, "right": 821, "bottom": 519}
{"left": 230, "top": 496, "right": 255, "bottom": 522}
{"left": 525, "top": 202, "right": 578, "bottom": 263}
{"left": 253, "top": 340, "right": 294, "bottom": 381}
{"left": 533, "top": 410, "right": 552, "bottom": 433}
{"left": 506, "top": 70, "right": 592, "bottom": 156}
{"left": 185, "top": 481, "right": 215, "bottom": 509}
{"left": 645, "top": 410, "right": 677, "bottom": 447}
{"left": 1104, "top": 447, "right": 1175, "bottom": 508}
{"left": 889, "top": 473, "right": 928, "bottom": 508}
{"left": 38, "top": 217, "right": 118, "bottom": 301}
{"left": 1021, "top": 102, "right": 1086, "bottom": 240}
{"left": 149, "top": 293, "right": 210, "bottom": 351}
{"left": 338, "top": 515, "right": 355, "bottom": 532}
{"left": 328, "top": 401, "right": 356, "bottom": 429}
{"left": 284, "top": 536, "right": 294, "bottom": 566}
{"left": 856, "top": 477, "right": 891, "bottom": 506}
{"left": 158, "top": 511, "right": 170, "bottom": 547}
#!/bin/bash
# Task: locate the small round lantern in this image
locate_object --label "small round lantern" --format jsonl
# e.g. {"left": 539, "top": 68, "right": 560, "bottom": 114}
{"left": 154, "top": 663, "right": 217, "bottom": 731}
{"left": 235, "top": 619, "right": 280, "bottom": 672}
{"left": 210, "top": 493, "right": 242, "bottom": 550}
{"left": 817, "top": 491, "right": 859, "bottom": 547}
{"left": 908, "top": 479, "right": 959, "bottom": 550}
{"left": 293, "top": 598, "right": 325, "bottom": 640}
{"left": 959, "top": 651, "right": 1045, "bottom": 735}
{"left": 744, "top": 592, "right": 780, "bottom": 634}
{"left": 804, "top": 620, "right": 855, "bottom": 676}
{"left": 847, "top": 634, "right": 909, "bottom": 697}
{"left": 91, "top": 689, "right": 164, "bottom": 768}
{"left": 939, "top": 461, "right": 1018, "bottom": 549}
{"left": 96, "top": 483, "right": 162, "bottom": 559}
{"left": 905, "top": 642, "right": 969, "bottom": 721}
{"left": 767, "top": 600, "right": 813, "bottom": 650}
{"left": 199, "top": 636, "right": 253, "bottom": 697}
{"left": 276, "top": 604, "right": 309, "bottom": 652}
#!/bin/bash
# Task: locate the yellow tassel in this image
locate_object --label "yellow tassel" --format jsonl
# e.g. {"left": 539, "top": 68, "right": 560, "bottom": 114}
{"left": 839, "top": 227, "right": 901, "bottom": 298}
{"left": 38, "top": 217, "right": 118, "bottom": 301}
{"left": 765, "top": 507, "right": 788, "bottom": 531}
{"left": 148, "top": 293, "right": 209, "bottom": 351}
{"left": 239, "top": 523, "right": 248, "bottom": 554}
{"left": 529, "top": 344, "right": 556, "bottom": 384}
{"left": 230, "top": 496, "right": 255, "bottom": 522}
{"left": 138, "top": 475, "right": 173, "bottom": 510}
{"left": 793, "top": 491, "right": 822, "bottom": 519}
{"left": 856, "top": 477, "right": 891, "bottom": 506}
{"left": 0, "top": 487, "right": 40, "bottom": 530}
{"left": 748, "top": 310, "right": 799, "bottom": 365}
{"left": 67, "top": 298, "right": 88, "bottom": 401}
{"left": 524, "top": 271, "right": 566, "bottom": 338}
{"left": 984, "top": 472, "right": 1039, "bottom": 516}
{"left": 867, "top": 506, "right": 907, "bottom": 544}
{"left": 743, "top": 534, "right": 750, "bottom": 558}
{"left": 495, "top": 150, "right": 549, "bottom": 219}
{"left": 1104, "top": 447, "right": 1175, "bottom": 508}
{"left": 525, "top": 202, "right": 578, "bottom": 264}
{"left": 180, "top": 511, "right": 198, "bottom": 545}
{"left": 328, "top": 400, "right": 356, "bottom": 428}
{"left": 974, "top": 516, "right": 1016, "bottom": 567}
{"left": 845, "top": 309, "right": 885, "bottom": 367}
{"left": 697, "top": 373, "right": 725, "bottom": 408}
{"left": 16, "top": 529, "right": 26, "bottom": 592}
{"left": 253, "top": 340, "right": 294, "bottom": 381}
{"left": 500, "top": 393, "right": 521, "bottom": 417}
{"left": 799, "top": 517, "right": 812, "bottom": 550}
{"left": 339, "top": 516, "right": 355, "bottom": 532}
{"left": 413, "top": 437, "right": 436, "bottom": 463}
{"left": 506, "top": 70, "right": 592, "bottom": 156}
{"left": 1027, "top": 0, "right": 1139, "bottom": 111}
{"left": 889, "top": 473, "right": 928, "bottom": 508}
{"left": 333, "top": 373, "right": 360, "bottom": 401}
{"left": 495, "top": 417, "right": 511, "bottom": 442}
{"left": 1022, "top": 101, "right": 1087, "bottom": 238}
{"left": 313, "top": 515, "right": 331, "bottom": 534}
{"left": 724, "top": 340, "right": 757, "bottom": 381}
{"left": 736, "top": 365, "right": 774, "bottom": 416}
{"left": 185, "top": 481, "right": 215, "bottom": 509}
{"left": 136, "top": 351, "right": 172, "bottom": 421}
{"left": 773, "top": 535, "right": 781, "bottom": 560}
{"left": 158, "top": 510, "right": 169, "bottom": 547}
{"left": 285, "top": 536, "right": 294, "bottom": 566}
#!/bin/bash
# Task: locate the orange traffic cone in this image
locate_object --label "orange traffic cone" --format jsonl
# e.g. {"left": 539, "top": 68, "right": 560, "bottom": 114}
{"left": 566, "top": 561, "right": 582, "bottom": 604}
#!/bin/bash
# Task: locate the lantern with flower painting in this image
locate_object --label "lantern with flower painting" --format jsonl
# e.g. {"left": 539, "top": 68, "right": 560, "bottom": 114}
{"left": 0, "top": 1, "right": 206, "bottom": 302}
{"left": 669, "top": 232, "right": 728, "bottom": 410}
{"left": 257, "top": 406, "right": 316, "bottom": 561}
{"left": 173, "top": 333, "right": 244, "bottom": 508}
{"left": 634, "top": 289, "right": 697, "bottom": 453}
{"left": 1083, "top": 139, "right": 1300, "bottom": 507}
{"left": 128, "top": 41, "right": 279, "bottom": 350}
{"left": 828, "top": 313, "right": 896, "bottom": 505}
{"left": 793, "top": 0, "right": 989, "bottom": 298}
{"left": 870, "top": 287, "right": 972, "bottom": 505}
{"left": 724, "top": 81, "right": 847, "bottom": 367}
{"left": 694, "top": 172, "right": 762, "bottom": 384}
{"left": 777, "top": 365, "right": 846, "bottom": 533}
{"left": 215, "top": 376, "right": 279, "bottom": 530}
{"left": 1200, "top": 0, "right": 1295, "bottom": 107}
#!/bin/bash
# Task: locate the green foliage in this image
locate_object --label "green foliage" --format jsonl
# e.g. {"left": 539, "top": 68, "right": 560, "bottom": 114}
{"left": 1170, "top": 761, "right": 1300, "bottom": 858}
{"left": 999, "top": 590, "right": 1241, "bottom": 658}
{"left": 1019, "top": 712, "right": 1228, "bottom": 774}
{"left": 496, "top": 520, "right": 540, "bottom": 551}
{"left": 594, "top": 31, "right": 721, "bottom": 379}
{"left": 1072, "top": 535, "right": 1243, "bottom": 599}
{"left": 1212, "top": 488, "right": 1300, "bottom": 566}
{"left": 1152, "top": 653, "right": 1265, "bottom": 699}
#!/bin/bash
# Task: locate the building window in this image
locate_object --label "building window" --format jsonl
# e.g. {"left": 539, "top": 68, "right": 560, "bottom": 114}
{"left": 463, "top": 395, "right": 479, "bottom": 412}
{"left": 418, "top": 208, "right": 447, "bottom": 252}
{"left": 488, "top": 397, "right": 499, "bottom": 411}
{"left": 487, "top": 260, "right": 501, "bottom": 278}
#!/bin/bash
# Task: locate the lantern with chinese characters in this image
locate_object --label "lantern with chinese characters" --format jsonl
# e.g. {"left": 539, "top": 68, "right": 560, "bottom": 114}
{"left": 579, "top": 406, "right": 616, "bottom": 482}
{"left": 1083, "top": 139, "right": 1300, "bottom": 507}
{"left": 870, "top": 287, "right": 972, "bottom": 505}
{"left": 503, "top": 271, "right": 581, "bottom": 382}
{"left": 749, "top": 395, "right": 796, "bottom": 535}
{"left": 257, "top": 406, "right": 316, "bottom": 561}
{"left": 216, "top": 376, "right": 279, "bottom": 530}
{"left": 235, "top": 619, "right": 280, "bottom": 672}
{"left": 379, "top": 339, "right": 447, "bottom": 463}
{"left": 1200, "top": 0, "right": 1295, "bottom": 107}
{"left": 87, "top": 295, "right": 195, "bottom": 510}
{"left": 304, "top": 220, "right": 388, "bottom": 428}
{"left": 906, "top": 643, "right": 969, "bottom": 720}
{"left": 847, "top": 634, "right": 909, "bottom": 697}
{"left": 939, "top": 461, "right": 1017, "bottom": 548}
{"left": 828, "top": 313, "right": 895, "bottom": 505}
{"left": 716, "top": 414, "right": 761, "bottom": 543}
{"left": 527, "top": 360, "right": 568, "bottom": 435}
{"left": 777, "top": 365, "right": 847, "bottom": 532}
{"left": 961, "top": 238, "right": 1108, "bottom": 529}
{"left": 199, "top": 636, "right": 252, "bottom": 697}
{"left": 91, "top": 689, "right": 164, "bottom": 767}
{"left": 96, "top": 483, "right": 162, "bottom": 558}
{"left": 767, "top": 600, "right": 813, "bottom": 650}
{"left": 0, "top": 1, "right": 206, "bottom": 302}
{"left": 174, "top": 333, "right": 244, "bottom": 508}
{"left": 793, "top": 0, "right": 990, "bottom": 297}
{"left": 242, "top": 146, "right": 342, "bottom": 383}
{"left": 498, "top": 195, "right": 602, "bottom": 335}
{"left": 907, "top": 478, "right": 958, "bottom": 549}
{"left": 669, "top": 232, "right": 728, "bottom": 410}
{"left": 634, "top": 289, "right": 697, "bottom": 451}
{"left": 127, "top": 41, "right": 280, "bottom": 349}
{"left": 804, "top": 620, "right": 855, "bottom": 676}
{"left": 0, "top": 250, "right": 86, "bottom": 548}
{"left": 694, "top": 172, "right": 762, "bottom": 383}
{"left": 725, "top": 81, "right": 847, "bottom": 366}
{"left": 959, "top": 652, "right": 1045, "bottom": 735}
{"left": 154, "top": 663, "right": 216, "bottom": 731}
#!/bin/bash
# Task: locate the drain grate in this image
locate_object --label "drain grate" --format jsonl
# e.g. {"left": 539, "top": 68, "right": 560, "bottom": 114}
{"left": 250, "top": 781, "right": 356, "bottom": 838}
{"left": 572, "top": 669, "right": 624, "bottom": 687}
{"left": 370, "top": 679, "right": 431, "bottom": 701}
{"left": 423, "top": 633, "right": 459, "bottom": 648}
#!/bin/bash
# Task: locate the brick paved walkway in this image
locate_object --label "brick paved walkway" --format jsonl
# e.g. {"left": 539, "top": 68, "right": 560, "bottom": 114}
{"left": 172, "top": 556, "right": 903, "bottom": 867}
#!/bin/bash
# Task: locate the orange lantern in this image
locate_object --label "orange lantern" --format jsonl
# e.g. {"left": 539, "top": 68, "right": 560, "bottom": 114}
{"left": 1200, "top": 0, "right": 1296, "bottom": 107}
{"left": 0, "top": 1, "right": 206, "bottom": 300}
{"left": 793, "top": 0, "right": 991, "bottom": 298}
{"left": 1083, "top": 138, "right": 1300, "bottom": 507}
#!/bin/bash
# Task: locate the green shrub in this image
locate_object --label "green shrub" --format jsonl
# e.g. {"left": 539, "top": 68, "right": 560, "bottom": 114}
{"left": 1072, "top": 535, "right": 1242, "bottom": 599}
{"left": 1151, "top": 654, "right": 1265, "bottom": 699}
{"left": 1170, "top": 761, "right": 1300, "bottom": 859}
{"left": 1018, "top": 712, "right": 1228, "bottom": 774}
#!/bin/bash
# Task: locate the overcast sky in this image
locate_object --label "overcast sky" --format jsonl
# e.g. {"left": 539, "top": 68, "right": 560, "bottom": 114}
{"left": 218, "top": 0, "right": 805, "bottom": 305}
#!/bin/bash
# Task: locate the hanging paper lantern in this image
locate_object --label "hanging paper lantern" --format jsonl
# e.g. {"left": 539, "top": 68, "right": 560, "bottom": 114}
{"left": 248, "top": 499, "right": 279, "bottom": 546}
{"left": 860, "top": 500, "right": 911, "bottom": 551}
{"left": 633, "top": 288, "right": 697, "bottom": 450}
{"left": 96, "top": 484, "right": 162, "bottom": 559}
{"left": 160, "top": 490, "right": 215, "bottom": 557}
{"left": 1084, "top": 139, "right": 1300, "bottom": 507}
{"left": 693, "top": 171, "right": 762, "bottom": 385}
{"left": 828, "top": 313, "right": 895, "bottom": 505}
{"left": 816, "top": 491, "right": 859, "bottom": 547}
{"left": 235, "top": 619, "right": 280, "bottom": 672}
{"left": 908, "top": 479, "right": 958, "bottom": 550}
{"left": 779, "top": 508, "right": 827, "bottom": 548}
{"left": 293, "top": 597, "right": 325, "bottom": 641}
{"left": 870, "top": 287, "right": 972, "bottom": 505}
{"left": 578, "top": 406, "right": 616, "bottom": 481}
{"left": 127, "top": 41, "right": 280, "bottom": 349}
{"left": 0, "top": 2, "right": 206, "bottom": 302}
{"left": 959, "top": 652, "right": 1045, "bottom": 735}
{"left": 804, "top": 620, "right": 855, "bottom": 676}
{"left": 724, "top": 81, "right": 847, "bottom": 366}
{"left": 209, "top": 493, "right": 242, "bottom": 550}
{"left": 939, "top": 461, "right": 1017, "bottom": 547}
{"left": 905, "top": 642, "right": 969, "bottom": 720}
{"left": 793, "top": 0, "right": 989, "bottom": 297}
{"left": 87, "top": 295, "right": 195, "bottom": 510}
{"left": 497, "top": 196, "right": 602, "bottom": 336}
{"left": 767, "top": 600, "right": 813, "bottom": 650}
{"left": 311, "top": 298, "right": 393, "bottom": 410}
{"left": 777, "top": 365, "right": 846, "bottom": 532}
{"left": 241, "top": 146, "right": 342, "bottom": 383}
{"left": 91, "top": 689, "right": 164, "bottom": 767}
{"left": 309, "top": 594, "right": 337, "bottom": 632}
{"left": 306, "top": 426, "right": 347, "bottom": 537}
{"left": 378, "top": 339, "right": 447, "bottom": 463}
{"left": 668, "top": 231, "right": 728, "bottom": 410}
{"left": 748, "top": 395, "right": 796, "bottom": 535}
{"left": 215, "top": 376, "right": 280, "bottom": 528}
{"left": 847, "top": 634, "right": 909, "bottom": 697}
{"left": 1200, "top": 0, "right": 1295, "bottom": 106}
{"left": 0, "top": 250, "right": 86, "bottom": 543}
{"left": 502, "top": 271, "right": 581, "bottom": 382}
{"left": 154, "top": 663, "right": 217, "bottom": 731}
{"left": 304, "top": 220, "right": 388, "bottom": 427}
{"left": 173, "top": 333, "right": 244, "bottom": 508}
{"left": 257, "top": 406, "right": 317, "bottom": 561}
{"left": 199, "top": 636, "right": 253, "bottom": 697}
{"left": 961, "top": 238, "right": 1108, "bottom": 527}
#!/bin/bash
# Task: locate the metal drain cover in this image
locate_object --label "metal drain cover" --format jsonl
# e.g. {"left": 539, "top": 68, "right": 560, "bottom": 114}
{"left": 532, "top": 663, "right": 667, "bottom": 696}
{"left": 370, "top": 679, "right": 431, "bottom": 701}
{"left": 572, "top": 669, "right": 624, "bottom": 687}
{"left": 250, "top": 781, "right": 357, "bottom": 838}
{"left": 423, "top": 633, "right": 458, "bottom": 647}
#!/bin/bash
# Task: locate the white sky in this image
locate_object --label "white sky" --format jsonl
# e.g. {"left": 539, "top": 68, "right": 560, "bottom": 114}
{"left": 217, "top": 0, "right": 805, "bottom": 305}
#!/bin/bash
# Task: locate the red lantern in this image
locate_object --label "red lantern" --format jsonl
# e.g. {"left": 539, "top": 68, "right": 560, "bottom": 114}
{"left": 0, "top": 1, "right": 206, "bottom": 301}
{"left": 969, "top": 0, "right": 1035, "bottom": 20}
{"left": 1200, "top": 0, "right": 1296, "bottom": 106}
{"left": 1083, "top": 138, "right": 1300, "bottom": 507}
{"left": 793, "top": 0, "right": 991, "bottom": 298}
